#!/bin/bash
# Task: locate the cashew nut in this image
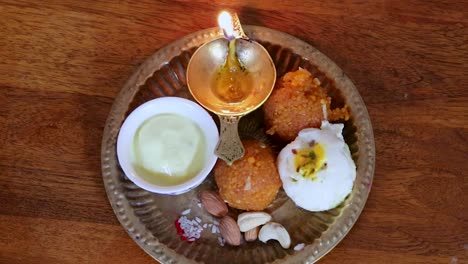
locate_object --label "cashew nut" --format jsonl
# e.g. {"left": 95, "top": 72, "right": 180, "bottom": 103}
{"left": 258, "top": 222, "right": 291, "bottom": 249}
{"left": 237, "top": 212, "right": 272, "bottom": 232}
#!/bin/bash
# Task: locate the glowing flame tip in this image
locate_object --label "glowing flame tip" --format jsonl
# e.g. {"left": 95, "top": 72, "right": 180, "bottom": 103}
{"left": 218, "top": 11, "right": 235, "bottom": 39}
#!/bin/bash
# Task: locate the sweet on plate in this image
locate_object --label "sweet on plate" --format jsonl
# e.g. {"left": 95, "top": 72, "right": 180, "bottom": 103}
{"left": 277, "top": 121, "right": 356, "bottom": 211}
{"left": 264, "top": 68, "right": 350, "bottom": 141}
{"left": 214, "top": 139, "right": 282, "bottom": 211}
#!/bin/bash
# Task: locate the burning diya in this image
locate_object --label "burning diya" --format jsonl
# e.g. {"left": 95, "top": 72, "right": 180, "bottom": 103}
{"left": 187, "top": 11, "right": 276, "bottom": 165}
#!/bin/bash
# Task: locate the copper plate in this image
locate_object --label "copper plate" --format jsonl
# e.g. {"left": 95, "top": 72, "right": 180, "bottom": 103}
{"left": 101, "top": 26, "right": 375, "bottom": 263}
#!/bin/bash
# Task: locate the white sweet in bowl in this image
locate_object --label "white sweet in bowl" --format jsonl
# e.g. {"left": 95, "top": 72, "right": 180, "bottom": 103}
{"left": 117, "top": 97, "right": 218, "bottom": 195}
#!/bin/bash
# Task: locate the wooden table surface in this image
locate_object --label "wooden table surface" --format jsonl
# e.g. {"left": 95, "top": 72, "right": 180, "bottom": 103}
{"left": 1, "top": 0, "right": 467, "bottom": 263}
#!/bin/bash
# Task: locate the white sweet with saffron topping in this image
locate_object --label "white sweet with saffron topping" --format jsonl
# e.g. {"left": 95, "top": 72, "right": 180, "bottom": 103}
{"left": 278, "top": 121, "right": 356, "bottom": 211}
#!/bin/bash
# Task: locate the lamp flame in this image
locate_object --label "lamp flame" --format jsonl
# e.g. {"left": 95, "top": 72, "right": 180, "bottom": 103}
{"left": 218, "top": 11, "right": 235, "bottom": 40}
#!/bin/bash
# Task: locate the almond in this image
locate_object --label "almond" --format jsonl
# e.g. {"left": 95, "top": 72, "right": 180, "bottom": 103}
{"left": 200, "top": 191, "right": 228, "bottom": 217}
{"left": 219, "top": 216, "right": 241, "bottom": 246}
{"left": 244, "top": 226, "right": 259, "bottom": 242}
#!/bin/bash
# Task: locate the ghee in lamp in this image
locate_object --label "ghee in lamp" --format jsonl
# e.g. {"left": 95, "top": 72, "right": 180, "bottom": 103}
{"left": 187, "top": 37, "right": 274, "bottom": 117}
{"left": 212, "top": 39, "right": 253, "bottom": 103}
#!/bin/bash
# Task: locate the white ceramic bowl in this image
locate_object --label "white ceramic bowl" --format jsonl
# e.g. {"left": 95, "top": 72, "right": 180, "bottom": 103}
{"left": 117, "top": 97, "right": 219, "bottom": 195}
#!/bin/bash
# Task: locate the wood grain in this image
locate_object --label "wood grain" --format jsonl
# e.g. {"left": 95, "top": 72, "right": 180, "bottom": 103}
{"left": 0, "top": 0, "right": 467, "bottom": 263}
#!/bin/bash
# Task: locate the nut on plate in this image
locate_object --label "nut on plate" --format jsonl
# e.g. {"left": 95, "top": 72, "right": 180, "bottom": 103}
{"left": 219, "top": 216, "right": 241, "bottom": 246}
{"left": 200, "top": 190, "right": 228, "bottom": 217}
{"left": 244, "top": 226, "right": 259, "bottom": 242}
{"left": 258, "top": 222, "right": 291, "bottom": 249}
{"left": 237, "top": 212, "right": 272, "bottom": 232}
